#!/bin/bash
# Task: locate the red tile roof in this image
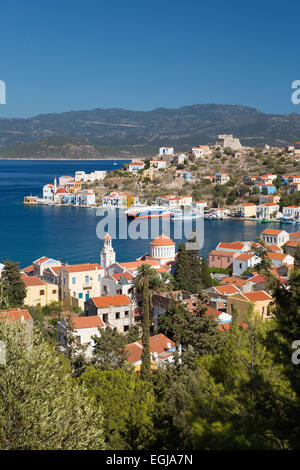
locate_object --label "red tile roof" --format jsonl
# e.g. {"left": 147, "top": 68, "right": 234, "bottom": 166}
{"left": 62, "top": 263, "right": 102, "bottom": 273}
{"left": 262, "top": 229, "right": 285, "bottom": 235}
{"left": 70, "top": 316, "right": 104, "bottom": 329}
{"left": 0, "top": 308, "right": 32, "bottom": 322}
{"left": 91, "top": 294, "right": 131, "bottom": 308}
{"left": 218, "top": 242, "right": 246, "bottom": 250}
{"left": 125, "top": 334, "right": 175, "bottom": 364}
{"left": 21, "top": 275, "right": 46, "bottom": 287}
{"left": 221, "top": 277, "right": 247, "bottom": 287}
{"left": 235, "top": 253, "right": 255, "bottom": 261}
{"left": 111, "top": 272, "right": 134, "bottom": 281}
{"left": 213, "top": 284, "right": 241, "bottom": 295}
{"left": 243, "top": 291, "right": 273, "bottom": 302}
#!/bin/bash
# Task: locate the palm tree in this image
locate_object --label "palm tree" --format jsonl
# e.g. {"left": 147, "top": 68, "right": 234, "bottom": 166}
{"left": 134, "top": 264, "right": 159, "bottom": 381}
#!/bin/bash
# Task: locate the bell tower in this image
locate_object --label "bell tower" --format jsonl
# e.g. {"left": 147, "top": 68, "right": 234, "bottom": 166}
{"left": 101, "top": 233, "right": 116, "bottom": 273}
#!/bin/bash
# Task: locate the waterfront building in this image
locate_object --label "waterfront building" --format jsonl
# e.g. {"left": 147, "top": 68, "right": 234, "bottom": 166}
{"left": 102, "top": 191, "right": 139, "bottom": 208}
{"left": 84, "top": 294, "right": 134, "bottom": 334}
{"left": 289, "top": 231, "right": 300, "bottom": 242}
{"left": 235, "top": 202, "right": 257, "bottom": 218}
{"left": 192, "top": 200, "right": 207, "bottom": 211}
{"left": 256, "top": 203, "right": 280, "bottom": 219}
{"left": 58, "top": 263, "right": 104, "bottom": 309}
{"left": 43, "top": 183, "right": 54, "bottom": 200}
{"left": 261, "top": 229, "right": 289, "bottom": 247}
{"left": 282, "top": 205, "right": 300, "bottom": 220}
{"left": 156, "top": 194, "right": 192, "bottom": 208}
{"left": 57, "top": 315, "right": 104, "bottom": 358}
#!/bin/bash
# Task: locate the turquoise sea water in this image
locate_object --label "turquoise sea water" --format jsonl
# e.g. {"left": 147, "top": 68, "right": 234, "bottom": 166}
{"left": 0, "top": 160, "right": 297, "bottom": 268}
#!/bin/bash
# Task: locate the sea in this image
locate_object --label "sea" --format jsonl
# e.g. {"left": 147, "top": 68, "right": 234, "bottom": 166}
{"left": 0, "top": 159, "right": 297, "bottom": 269}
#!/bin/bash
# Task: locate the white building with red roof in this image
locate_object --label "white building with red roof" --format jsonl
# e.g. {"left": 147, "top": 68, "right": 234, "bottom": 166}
{"left": 84, "top": 294, "right": 134, "bottom": 334}
{"left": 261, "top": 229, "right": 289, "bottom": 247}
{"left": 125, "top": 333, "right": 177, "bottom": 371}
{"left": 57, "top": 315, "right": 104, "bottom": 358}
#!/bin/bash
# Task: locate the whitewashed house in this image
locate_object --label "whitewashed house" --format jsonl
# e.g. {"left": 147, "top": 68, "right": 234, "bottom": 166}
{"left": 261, "top": 229, "right": 289, "bottom": 247}
{"left": 159, "top": 147, "right": 174, "bottom": 156}
{"left": 57, "top": 315, "right": 104, "bottom": 359}
{"left": 232, "top": 253, "right": 260, "bottom": 276}
{"left": 282, "top": 205, "right": 300, "bottom": 220}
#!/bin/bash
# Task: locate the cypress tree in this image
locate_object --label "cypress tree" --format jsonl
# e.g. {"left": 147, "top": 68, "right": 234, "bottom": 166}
{"left": 200, "top": 256, "right": 213, "bottom": 288}
{"left": 173, "top": 243, "right": 192, "bottom": 292}
{"left": 135, "top": 265, "right": 158, "bottom": 381}
{"left": 2, "top": 260, "right": 26, "bottom": 307}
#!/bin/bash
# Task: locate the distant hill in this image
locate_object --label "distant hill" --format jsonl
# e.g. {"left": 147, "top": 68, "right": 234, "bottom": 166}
{"left": 0, "top": 104, "right": 300, "bottom": 158}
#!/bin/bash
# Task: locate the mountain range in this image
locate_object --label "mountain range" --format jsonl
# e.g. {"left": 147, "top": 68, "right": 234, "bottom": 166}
{"left": 0, "top": 104, "right": 299, "bottom": 159}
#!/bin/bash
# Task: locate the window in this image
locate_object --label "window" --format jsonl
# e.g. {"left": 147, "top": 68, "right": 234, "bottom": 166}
{"left": 52, "top": 290, "right": 57, "bottom": 294}
{"left": 98, "top": 274, "right": 101, "bottom": 282}
{"left": 124, "top": 311, "right": 129, "bottom": 317}
{"left": 103, "top": 314, "right": 108, "bottom": 323}
{"left": 75, "top": 336, "right": 81, "bottom": 345}
{"left": 115, "top": 312, "right": 120, "bottom": 319}
{"left": 85, "top": 275, "right": 89, "bottom": 285}
{"left": 40, "top": 290, "right": 45, "bottom": 296}
{"left": 72, "top": 277, "right": 76, "bottom": 285}
{"left": 78, "top": 293, "right": 83, "bottom": 299}
{"left": 124, "top": 325, "right": 129, "bottom": 332}
{"left": 227, "top": 258, "right": 230, "bottom": 263}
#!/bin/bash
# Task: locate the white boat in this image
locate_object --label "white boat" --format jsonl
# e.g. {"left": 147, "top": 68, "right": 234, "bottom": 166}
{"left": 171, "top": 210, "right": 203, "bottom": 220}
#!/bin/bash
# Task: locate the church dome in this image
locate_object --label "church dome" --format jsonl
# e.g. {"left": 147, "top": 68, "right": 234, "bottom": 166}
{"left": 150, "top": 234, "right": 175, "bottom": 246}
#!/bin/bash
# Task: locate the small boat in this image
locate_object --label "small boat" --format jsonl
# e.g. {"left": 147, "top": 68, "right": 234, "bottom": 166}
{"left": 279, "top": 217, "right": 294, "bottom": 224}
{"left": 134, "top": 208, "right": 171, "bottom": 219}
{"left": 261, "top": 219, "right": 273, "bottom": 223}
{"left": 171, "top": 210, "right": 202, "bottom": 220}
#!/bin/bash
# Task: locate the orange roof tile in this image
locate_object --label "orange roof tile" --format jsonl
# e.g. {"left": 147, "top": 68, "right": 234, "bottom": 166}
{"left": 218, "top": 242, "right": 246, "bottom": 250}
{"left": 70, "top": 316, "right": 104, "bottom": 329}
{"left": 62, "top": 263, "right": 102, "bottom": 273}
{"left": 213, "top": 285, "right": 241, "bottom": 295}
{"left": 243, "top": 291, "right": 272, "bottom": 302}
{"left": 21, "top": 275, "right": 46, "bottom": 287}
{"left": 91, "top": 294, "right": 131, "bottom": 308}
{"left": 111, "top": 272, "right": 134, "bottom": 281}
{"left": 262, "top": 229, "right": 285, "bottom": 235}
{"left": 125, "top": 334, "right": 175, "bottom": 364}
{"left": 0, "top": 308, "right": 32, "bottom": 322}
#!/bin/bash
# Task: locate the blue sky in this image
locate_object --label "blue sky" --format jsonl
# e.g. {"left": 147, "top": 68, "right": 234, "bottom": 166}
{"left": 0, "top": 0, "right": 299, "bottom": 117}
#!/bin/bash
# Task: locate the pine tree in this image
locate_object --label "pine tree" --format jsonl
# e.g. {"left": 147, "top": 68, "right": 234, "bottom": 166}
{"left": 1, "top": 260, "right": 26, "bottom": 307}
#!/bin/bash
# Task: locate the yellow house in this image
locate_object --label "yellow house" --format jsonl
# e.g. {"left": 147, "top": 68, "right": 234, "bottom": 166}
{"left": 226, "top": 290, "right": 273, "bottom": 321}
{"left": 58, "top": 263, "right": 104, "bottom": 309}
{"left": 236, "top": 203, "right": 257, "bottom": 217}
{"left": 22, "top": 275, "right": 59, "bottom": 307}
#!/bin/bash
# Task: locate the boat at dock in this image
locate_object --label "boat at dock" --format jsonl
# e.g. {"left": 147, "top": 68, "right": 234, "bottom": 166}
{"left": 171, "top": 209, "right": 203, "bottom": 220}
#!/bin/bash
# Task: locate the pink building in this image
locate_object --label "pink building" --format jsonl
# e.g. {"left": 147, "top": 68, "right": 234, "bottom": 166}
{"left": 209, "top": 250, "right": 239, "bottom": 269}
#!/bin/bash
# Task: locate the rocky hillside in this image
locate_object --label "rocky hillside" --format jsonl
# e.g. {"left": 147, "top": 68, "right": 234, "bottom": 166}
{"left": 0, "top": 104, "right": 300, "bottom": 158}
